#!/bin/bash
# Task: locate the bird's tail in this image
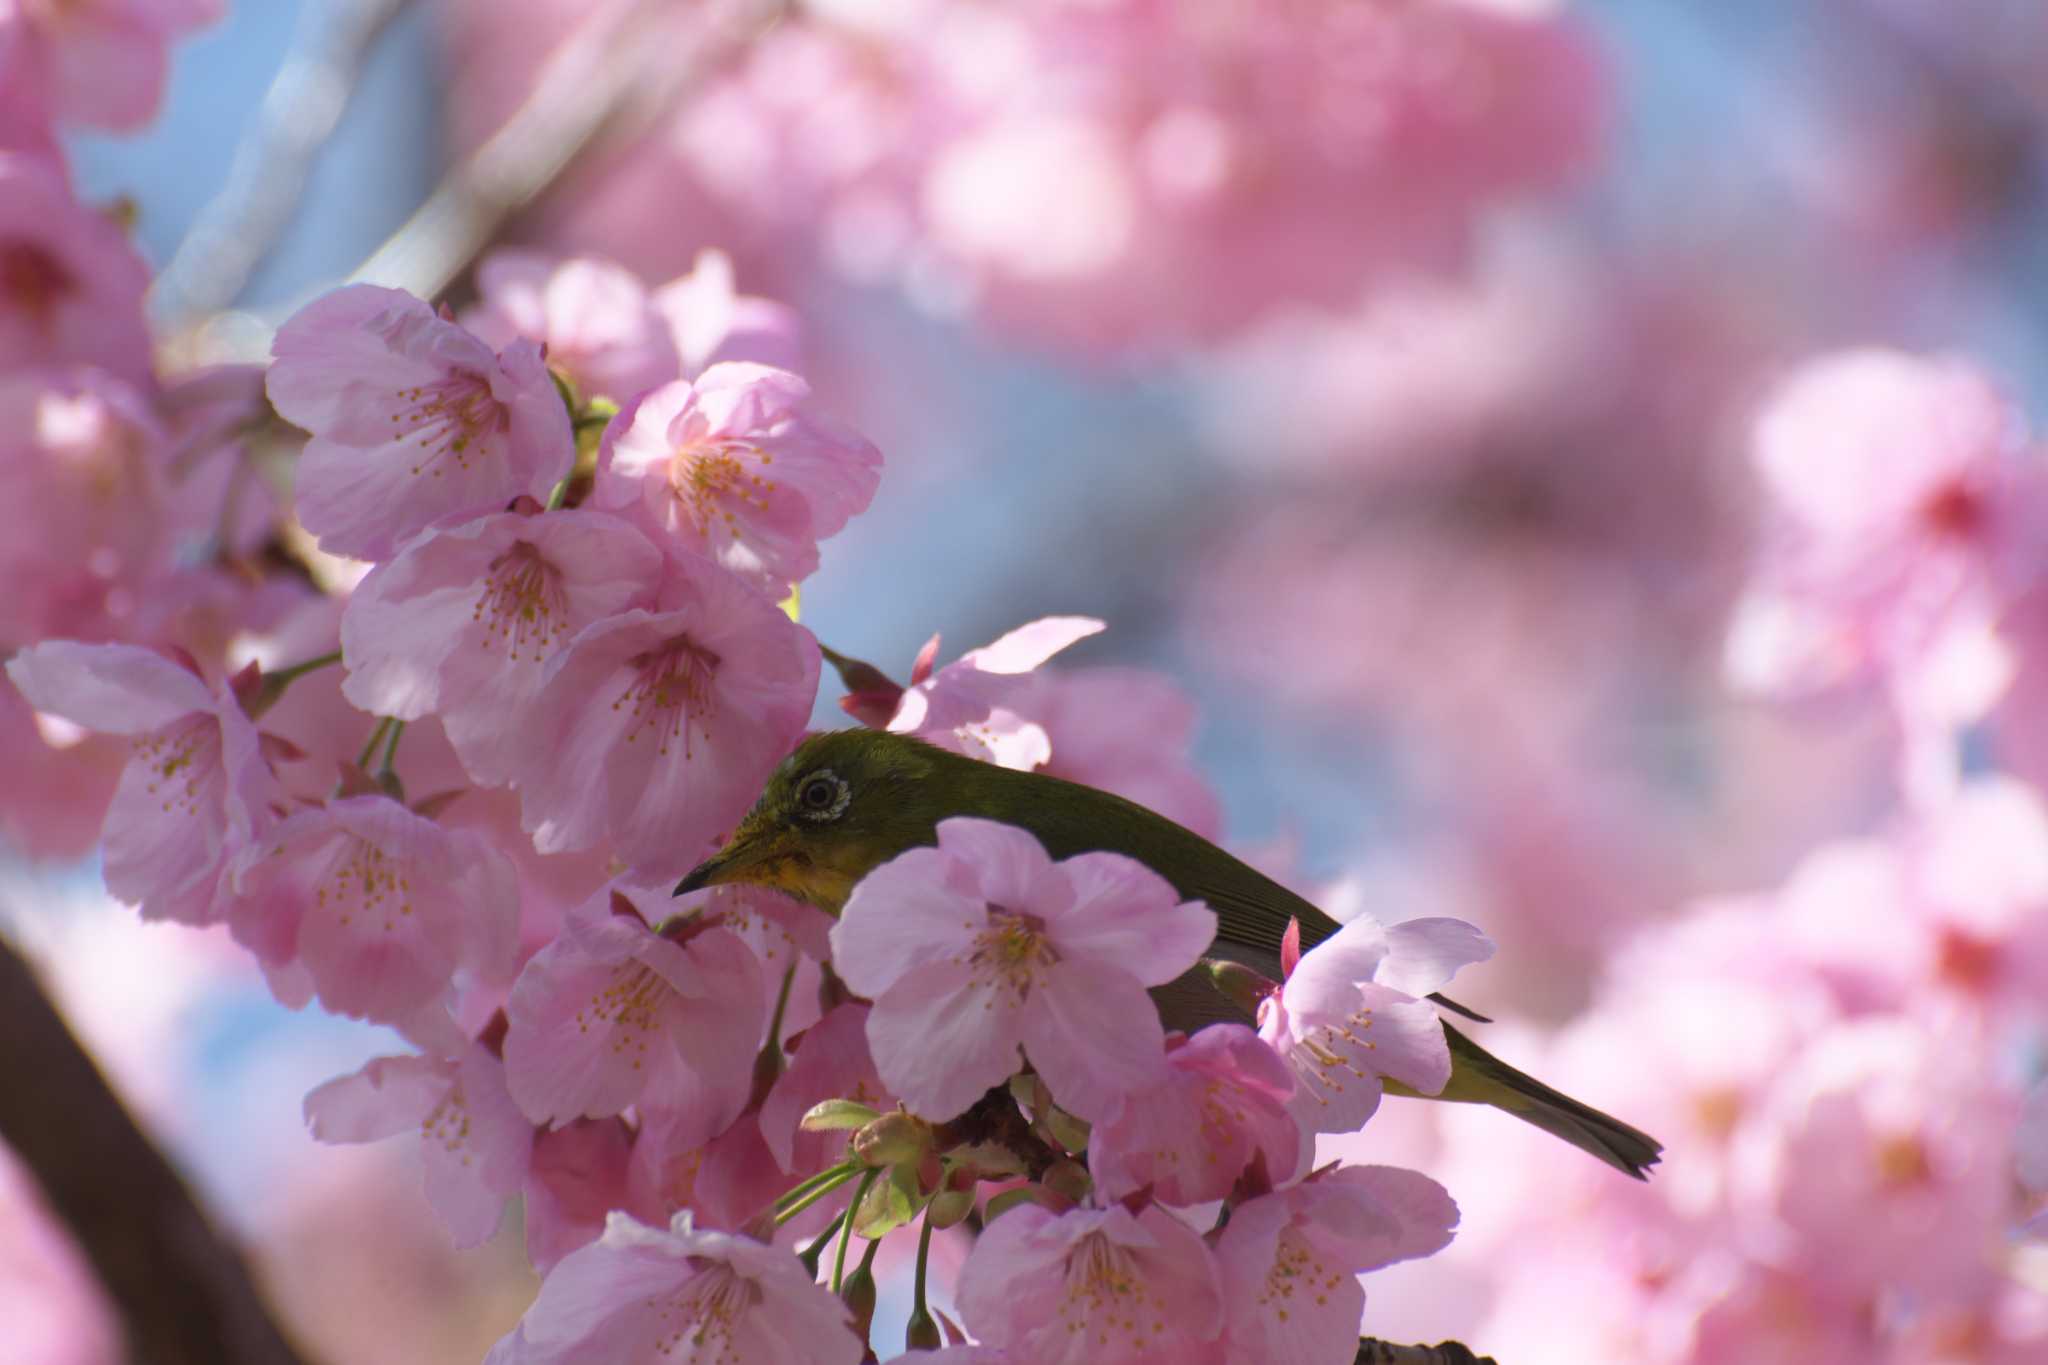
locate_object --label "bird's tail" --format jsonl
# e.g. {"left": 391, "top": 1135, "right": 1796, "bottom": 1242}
{"left": 1424, "top": 1024, "right": 1663, "bottom": 1179}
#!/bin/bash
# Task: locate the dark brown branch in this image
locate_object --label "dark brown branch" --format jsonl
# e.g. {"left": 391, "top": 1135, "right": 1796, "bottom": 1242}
{"left": 0, "top": 930, "right": 315, "bottom": 1365}
{"left": 1357, "top": 1339, "right": 1499, "bottom": 1365}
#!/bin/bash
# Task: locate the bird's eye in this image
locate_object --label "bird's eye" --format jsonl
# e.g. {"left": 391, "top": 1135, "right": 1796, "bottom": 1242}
{"left": 795, "top": 770, "right": 850, "bottom": 822}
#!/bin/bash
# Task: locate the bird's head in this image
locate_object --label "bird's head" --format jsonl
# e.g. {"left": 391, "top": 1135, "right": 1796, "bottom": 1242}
{"left": 674, "top": 729, "right": 950, "bottom": 912}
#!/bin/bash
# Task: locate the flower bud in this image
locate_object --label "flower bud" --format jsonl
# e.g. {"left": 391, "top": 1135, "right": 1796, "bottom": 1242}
{"left": 926, "top": 1186, "right": 976, "bottom": 1229}
{"left": 1203, "top": 957, "right": 1279, "bottom": 1013}
{"left": 853, "top": 1110, "right": 935, "bottom": 1167}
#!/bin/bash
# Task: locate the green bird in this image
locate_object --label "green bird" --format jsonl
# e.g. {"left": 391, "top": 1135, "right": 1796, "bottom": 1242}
{"left": 676, "top": 727, "right": 1662, "bottom": 1179}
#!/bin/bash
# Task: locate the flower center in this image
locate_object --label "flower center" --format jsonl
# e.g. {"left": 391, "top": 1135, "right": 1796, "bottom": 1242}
{"left": 474, "top": 540, "right": 570, "bottom": 663}
{"left": 617, "top": 636, "right": 721, "bottom": 758}
{"left": 963, "top": 906, "right": 1057, "bottom": 1004}
{"left": 134, "top": 714, "right": 221, "bottom": 820}
{"left": 1293, "top": 1005, "right": 1377, "bottom": 1108}
{"left": 389, "top": 370, "right": 508, "bottom": 478}
{"left": 669, "top": 437, "right": 777, "bottom": 538}
{"left": 0, "top": 240, "right": 75, "bottom": 329}
{"left": 1255, "top": 1225, "right": 1347, "bottom": 1326}
{"left": 577, "top": 961, "right": 670, "bottom": 1067}
{"left": 1061, "top": 1232, "right": 1168, "bottom": 1352}
{"left": 316, "top": 837, "right": 413, "bottom": 933}
{"left": 649, "top": 1260, "right": 764, "bottom": 1361}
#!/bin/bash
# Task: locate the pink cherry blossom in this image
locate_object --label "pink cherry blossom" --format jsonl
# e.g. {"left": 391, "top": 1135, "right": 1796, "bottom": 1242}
{"left": 0, "top": 369, "right": 170, "bottom": 643}
{"left": 265, "top": 284, "right": 575, "bottom": 561}
{"left": 6, "top": 640, "right": 281, "bottom": 926}
{"left": 484, "top": 1211, "right": 863, "bottom": 1365}
{"left": 627, "top": 1105, "right": 793, "bottom": 1235}
{"left": 652, "top": 248, "right": 803, "bottom": 376}
{"left": 757, "top": 1001, "right": 890, "bottom": 1175}
{"left": 232, "top": 794, "right": 520, "bottom": 1031}
{"left": 1259, "top": 915, "right": 1494, "bottom": 1134}
{"left": 512, "top": 547, "right": 819, "bottom": 881}
{"left": 462, "top": 250, "right": 681, "bottom": 403}
{"left": 955, "top": 1201, "right": 1223, "bottom": 1364}
{"left": 887, "top": 616, "right": 1105, "bottom": 768}
{"left": 1211, "top": 1165, "right": 1459, "bottom": 1365}
{"left": 304, "top": 1043, "right": 533, "bottom": 1248}
{"left": 830, "top": 816, "right": 1216, "bottom": 1122}
{"left": 0, "top": 0, "right": 220, "bottom": 132}
{"left": 0, "top": 157, "right": 153, "bottom": 389}
{"left": 1088, "top": 1023, "right": 1301, "bottom": 1207}
{"left": 339, "top": 505, "right": 662, "bottom": 786}
{"left": 501, "top": 884, "right": 765, "bottom": 1130}
{"left": 2021, "top": 1080, "right": 2048, "bottom": 1235}
{"left": 593, "top": 362, "right": 881, "bottom": 595}
{"left": 524, "top": 1117, "right": 635, "bottom": 1274}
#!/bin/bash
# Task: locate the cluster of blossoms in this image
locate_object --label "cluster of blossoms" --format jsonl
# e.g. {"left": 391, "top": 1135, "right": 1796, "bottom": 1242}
{"left": 1336, "top": 349, "right": 2048, "bottom": 1362}
{"left": 446, "top": 0, "right": 1603, "bottom": 352}
{"left": 3, "top": 36, "right": 1494, "bottom": 1350}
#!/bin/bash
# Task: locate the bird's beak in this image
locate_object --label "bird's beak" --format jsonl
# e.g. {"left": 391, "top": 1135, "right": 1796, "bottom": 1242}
{"left": 674, "top": 851, "right": 733, "bottom": 897}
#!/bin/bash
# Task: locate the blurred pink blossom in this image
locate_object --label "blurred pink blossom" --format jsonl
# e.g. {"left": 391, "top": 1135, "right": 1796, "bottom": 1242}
{"left": 462, "top": 251, "right": 681, "bottom": 404}
{"left": 0, "top": 0, "right": 220, "bottom": 132}
{"left": 0, "top": 157, "right": 154, "bottom": 386}
{"left": 0, "top": 368, "right": 171, "bottom": 643}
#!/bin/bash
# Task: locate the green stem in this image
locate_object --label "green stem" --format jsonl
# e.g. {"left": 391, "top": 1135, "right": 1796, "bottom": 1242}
{"left": 544, "top": 478, "right": 569, "bottom": 512}
{"left": 831, "top": 1170, "right": 880, "bottom": 1294}
{"left": 268, "top": 650, "right": 343, "bottom": 687}
{"left": 378, "top": 719, "right": 406, "bottom": 775}
{"left": 914, "top": 1210, "right": 934, "bottom": 1310}
{"left": 905, "top": 1212, "right": 939, "bottom": 1350}
{"left": 796, "top": 1210, "right": 846, "bottom": 1278}
{"left": 354, "top": 716, "right": 393, "bottom": 770}
{"left": 773, "top": 1164, "right": 859, "bottom": 1225}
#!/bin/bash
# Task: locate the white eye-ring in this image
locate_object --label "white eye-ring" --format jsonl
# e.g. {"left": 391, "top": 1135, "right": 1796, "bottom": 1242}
{"left": 796, "top": 769, "right": 851, "bottom": 822}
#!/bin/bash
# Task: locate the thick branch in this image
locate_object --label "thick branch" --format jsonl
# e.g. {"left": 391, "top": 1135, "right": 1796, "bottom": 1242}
{"left": 1357, "top": 1338, "right": 1499, "bottom": 1365}
{"left": 0, "top": 931, "right": 314, "bottom": 1365}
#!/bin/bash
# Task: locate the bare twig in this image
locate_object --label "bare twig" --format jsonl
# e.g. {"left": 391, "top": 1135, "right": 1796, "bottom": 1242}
{"left": 346, "top": 0, "right": 785, "bottom": 303}
{"left": 0, "top": 931, "right": 315, "bottom": 1365}
{"left": 154, "top": 0, "right": 416, "bottom": 326}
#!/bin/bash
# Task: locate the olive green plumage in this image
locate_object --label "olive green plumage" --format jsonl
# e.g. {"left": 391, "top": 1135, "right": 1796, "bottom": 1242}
{"left": 678, "top": 728, "right": 1662, "bottom": 1179}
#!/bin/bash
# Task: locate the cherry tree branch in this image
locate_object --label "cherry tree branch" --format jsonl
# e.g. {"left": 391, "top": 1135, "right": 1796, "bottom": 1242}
{"left": 0, "top": 931, "right": 315, "bottom": 1365}
{"left": 1357, "top": 1339, "right": 1499, "bottom": 1365}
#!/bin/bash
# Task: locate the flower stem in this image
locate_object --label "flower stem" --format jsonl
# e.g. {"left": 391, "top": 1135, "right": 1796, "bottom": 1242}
{"left": 906, "top": 1212, "right": 939, "bottom": 1350}
{"left": 378, "top": 719, "right": 406, "bottom": 774}
{"left": 773, "top": 1162, "right": 859, "bottom": 1225}
{"left": 353, "top": 716, "right": 393, "bottom": 770}
{"left": 831, "top": 1169, "right": 880, "bottom": 1294}
{"left": 796, "top": 1210, "right": 846, "bottom": 1278}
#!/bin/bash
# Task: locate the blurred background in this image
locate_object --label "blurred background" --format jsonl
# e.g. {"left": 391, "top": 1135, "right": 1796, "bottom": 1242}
{"left": 12, "top": 0, "right": 2048, "bottom": 1360}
